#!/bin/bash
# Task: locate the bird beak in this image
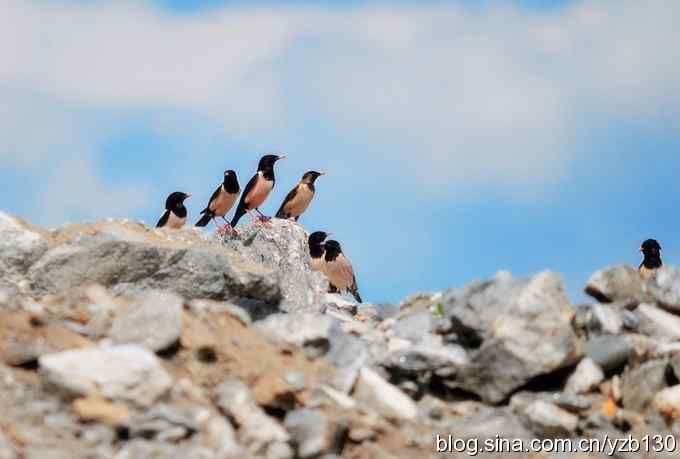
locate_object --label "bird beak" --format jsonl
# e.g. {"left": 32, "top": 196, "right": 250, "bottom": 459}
{"left": 186, "top": 193, "right": 192, "bottom": 198}
{"left": 319, "top": 171, "right": 326, "bottom": 176}
{"left": 277, "top": 155, "right": 287, "bottom": 160}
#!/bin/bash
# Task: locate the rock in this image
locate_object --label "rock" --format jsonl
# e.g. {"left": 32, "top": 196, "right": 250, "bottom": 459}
{"left": 255, "top": 313, "right": 336, "bottom": 358}
{"left": 589, "top": 304, "right": 624, "bottom": 335}
{"left": 109, "top": 290, "right": 182, "bottom": 352}
{"left": 353, "top": 367, "right": 417, "bottom": 421}
{"left": 73, "top": 397, "right": 130, "bottom": 426}
{"left": 215, "top": 379, "right": 290, "bottom": 455}
{"left": 523, "top": 400, "right": 579, "bottom": 438}
{"left": 126, "top": 404, "right": 201, "bottom": 442}
{"left": 188, "top": 299, "right": 252, "bottom": 325}
{"left": 440, "top": 271, "right": 583, "bottom": 403}
{"left": 326, "top": 331, "right": 368, "bottom": 393}
{"left": 585, "top": 335, "right": 632, "bottom": 373}
{"left": 443, "top": 406, "right": 533, "bottom": 440}
{"left": 285, "top": 409, "right": 333, "bottom": 459}
{"left": 654, "top": 385, "right": 680, "bottom": 420}
{"left": 511, "top": 391, "right": 592, "bottom": 415}
{"left": 648, "top": 266, "right": 680, "bottom": 314}
{"left": 622, "top": 360, "right": 671, "bottom": 413}
{"left": 27, "top": 221, "right": 281, "bottom": 313}
{"left": 565, "top": 358, "right": 605, "bottom": 394}
{"left": 221, "top": 219, "right": 328, "bottom": 313}
{"left": 0, "top": 430, "right": 17, "bottom": 459}
{"left": 392, "top": 311, "right": 432, "bottom": 342}
{"left": 114, "top": 440, "right": 214, "bottom": 459}
{"left": 39, "top": 345, "right": 172, "bottom": 406}
{"left": 0, "top": 211, "right": 49, "bottom": 282}
{"left": 585, "top": 265, "right": 647, "bottom": 304}
{"left": 636, "top": 303, "right": 680, "bottom": 341}
{"left": 323, "top": 293, "right": 357, "bottom": 315}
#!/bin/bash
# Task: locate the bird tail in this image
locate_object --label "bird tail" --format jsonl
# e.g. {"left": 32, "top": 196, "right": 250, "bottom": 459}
{"left": 230, "top": 205, "right": 246, "bottom": 227}
{"left": 350, "top": 288, "right": 363, "bottom": 304}
{"left": 195, "top": 212, "right": 212, "bottom": 227}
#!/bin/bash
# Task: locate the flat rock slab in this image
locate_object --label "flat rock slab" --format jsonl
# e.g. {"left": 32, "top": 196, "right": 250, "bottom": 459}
{"left": 39, "top": 345, "right": 172, "bottom": 407}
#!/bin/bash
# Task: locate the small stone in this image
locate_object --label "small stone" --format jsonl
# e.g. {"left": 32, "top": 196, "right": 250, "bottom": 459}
{"left": 565, "top": 358, "right": 605, "bottom": 394}
{"left": 524, "top": 400, "right": 579, "bottom": 438}
{"left": 255, "top": 313, "right": 335, "bottom": 358}
{"left": 285, "top": 409, "right": 330, "bottom": 459}
{"left": 586, "top": 335, "right": 632, "bottom": 372}
{"left": 73, "top": 397, "right": 130, "bottom": 426}
{"left": 589, "top": 304, "right": 623, "bottom": 335}
{"left": 109, "top": 290, "right": 183, "bottom": 352}
{"left": 654, "top": 386, "right": 680, "bottom": 420}
{"left": 353, "top": 367, "right": 417, "bottom": 421}
{"left": 636, "top": 303, "right": 680, "bottom": 341}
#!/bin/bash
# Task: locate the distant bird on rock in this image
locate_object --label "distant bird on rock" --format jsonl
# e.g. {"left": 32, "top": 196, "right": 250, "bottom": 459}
{"left": 195, "top": 170, "right": 240, "bottom": 233}
{"left": 156, "top": 192, "right": 191, "bottom": 229}
{"left": 323, "top": 239, "right": 362, "bottom": 303}
{"left": 230, "top": 154, "right": 286, "bottom": 227}
{"left": 276, "top": 171, "right": 325, "bottom": 221}
{"left": 639, "top": 238, "right": 662, "bottom": 279}
{"left": 308, "top": 231, "right": 331, "bottom": 272}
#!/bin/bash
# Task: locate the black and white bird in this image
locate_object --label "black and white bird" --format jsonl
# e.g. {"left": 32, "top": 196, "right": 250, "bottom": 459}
{"left": 195, "top": 170, "right": 240, "bottom": 233}
{"left": 308, "top": 231, "right": 331, "bottom": 272}
{"left": 156, "top": 192, "right": 191, "bottom": 229}
{"left": 322, "top": 239, "right": 362, "bottom": 303}
{"left": 276, "top": 171, "right": 325, "bottom": 221}
{"left": 230, "top": 154, "right": 286, "bottom": 227}
{"left": 639, "top": 238, "right": 662, "bottom": 279}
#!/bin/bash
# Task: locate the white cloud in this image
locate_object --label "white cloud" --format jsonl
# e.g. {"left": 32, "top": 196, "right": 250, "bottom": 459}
{"left": 1, "top": 0, "right": 680, "bottom": 220}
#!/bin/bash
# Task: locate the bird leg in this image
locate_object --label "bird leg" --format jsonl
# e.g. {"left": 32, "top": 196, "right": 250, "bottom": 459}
{"left": 248, "top": 209, "right": 269, "bottom": 226}
{"left": 219, "top": 217, "right": 238, "bottom": 236}
{"left": 254, "top": 208, "right": 271, "bottom": 224}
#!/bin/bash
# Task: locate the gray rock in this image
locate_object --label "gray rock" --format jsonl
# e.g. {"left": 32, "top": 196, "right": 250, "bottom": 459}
{"left": 114, "top": 440, "right": 214, "bottom": 459}
{"left": 622, "top": 359, "right": 671, "bottom": 413}
{"left": 382, "top": 342, "right": 468, "bottom": 377}
{"left": 39, "top": 345, "right": 172, "bottom": 407}
{"left": 326, "top": 330, "right": 368, "bottom": 393}
{"left": 648, "top": 266, "right": 680, "bottom": 314}
{"left": 109, "top": 290, "right": 182, "bottom": 352}
{"left": 636, "top": 303, "right": 680, "bottom": 341}
{"left": 440, "top": 271, "right": 583, "bottom": 403}
{"left": 215, "top": 379, "right": 289, "bottom": 455}
{"left": 392, "top": 311, "right": 432, "bottom": 342}
{"left": 523, "top": 400, "right": 579, "bottom": 438}
{"left": 586, "top": 335, "right": 632, "bottom": 372}
{"left": 126, "top": 404, "right": 200, "bottom": 442}
{"left": 0, "top": 212, "right": 49, "bottom": 286}
{"left": 442, "top": 406, "right": 533, "bottom": 440}
{"left": 589, "top": 304, "right": 624, "bottom": 335}
{"left": 255, "top": 313, "right": 336, "bottom": 358}
{"left": 565, "top": 358, "right": 605, "bottom": 394}
{"left": 27, "top": 221, "right": 281, "bottom": 313}
{"left": 221, "top": 219, "right": 327, "bottom": 313}
{"left": 284, "top": 409, "right": 330, "bottom": 459}
{"left": 585, "top": 265, "right": 648, "bottom": 304}
{"left": 353, "top": 367, "right": 417, "bottom": 421}
{"left": 511, "top": 391, "right": 592, "bottom": 415}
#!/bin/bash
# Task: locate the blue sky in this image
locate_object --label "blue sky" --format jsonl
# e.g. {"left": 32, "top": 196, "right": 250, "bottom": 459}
{"left": 2, "top": 0, "right": 679, "bottom": 304}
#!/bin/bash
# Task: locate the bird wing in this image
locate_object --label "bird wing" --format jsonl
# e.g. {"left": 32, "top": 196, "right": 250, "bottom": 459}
{"left": 276, "top": 185, "right": 299, "bottom": 218}
{"left": 202, "top": 185, "right": 223, "bottom": 214}
{"left": 156, "top": 210, "right": 170, "bottom": 228}
{"left": 234, "top": 173, "right": 259, "bottom": 212}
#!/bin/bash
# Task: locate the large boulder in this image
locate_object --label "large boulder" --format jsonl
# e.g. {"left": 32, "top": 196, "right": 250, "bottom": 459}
{"left": 0, "top": 211, "right": 49, "bottom": 289}
{"left": 440, "top": 271, "right": 584, "bottom": 403}
{"left": 221, "top": 219, "right": 327, "bottom": 313}
{"left": 26, "top": 221, "right": 282, "bottom": 316}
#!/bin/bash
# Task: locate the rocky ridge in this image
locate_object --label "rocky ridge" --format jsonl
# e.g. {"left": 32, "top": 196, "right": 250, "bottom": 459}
{"left": 1, "top": 210, "right": 680, "bottom": 458}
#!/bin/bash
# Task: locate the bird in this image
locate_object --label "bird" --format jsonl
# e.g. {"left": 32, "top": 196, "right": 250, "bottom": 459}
{"left": 322, "top": 239, "right": 362, "bottom": 303}
{"left": 230, "top": 154, "right": 286, "bottom": 228}
{"left": 639, "top": 238, "right": 662, "bottom": 279}
{"left": 275, "top": 171, "right": 325, "bottom": 221}
{"left": 156, "top": 192, "right": 191, "bottom": 229}
{"left": 195, "top": 170, "right": 240, "bottom": 233}
{"left": 308, "top": 231, "right": 331, "bottom": 272}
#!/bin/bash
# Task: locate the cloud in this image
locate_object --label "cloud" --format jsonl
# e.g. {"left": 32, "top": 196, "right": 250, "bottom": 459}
{"left": 1, "top": 0, "right": 680, "bottom": 221}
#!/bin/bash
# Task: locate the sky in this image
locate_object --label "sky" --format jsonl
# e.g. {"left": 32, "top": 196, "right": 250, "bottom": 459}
{"left": 2, "top": 0, "right": 679, "bottom": 304}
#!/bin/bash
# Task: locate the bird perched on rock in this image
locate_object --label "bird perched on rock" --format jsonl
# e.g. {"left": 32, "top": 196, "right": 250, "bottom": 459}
{"left": 156, "top": 192, "right": 191, "bottom": 229}
{"left": 308, "top": 231, "right": 330, "bottom": 272}
{"left": 639, "top": 238, "right": 662, "bottom": 279}
{"left": 195, "top": 170, "right": 240, "bottom": 233}
{"left": 323, "top": 239, "right": 362, "bottom": 303}
{"left": 276, "top": 171, "right": 325, "bottom": 221}
{"left": 230, "top": 154, "right": 286, "bottom": 227}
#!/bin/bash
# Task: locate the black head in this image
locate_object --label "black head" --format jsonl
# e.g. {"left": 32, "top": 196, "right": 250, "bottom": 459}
{"left": 257, "top": 154, "right": 286, "bottom": 171}
{"left": 165, "top": 191, "right": 191, "bottom": 210}
{"left": 309, "top": 231, "right": 330, "bottom": 246}
{"left": 641, "top": 239, "right": 662, "bottom": 257}
{"left": 324, "top": 240, "right": 343, "bottom": 257}
{"left": 223, "top": 169, "right": 239, "bottom": 192}
{"left": 301, "top": 171, "right": 325, "bottom": 184}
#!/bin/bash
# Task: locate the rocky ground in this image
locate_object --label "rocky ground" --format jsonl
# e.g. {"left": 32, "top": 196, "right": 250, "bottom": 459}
{"left": 1, "top": 210, "right": 680, "bottom": 458}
